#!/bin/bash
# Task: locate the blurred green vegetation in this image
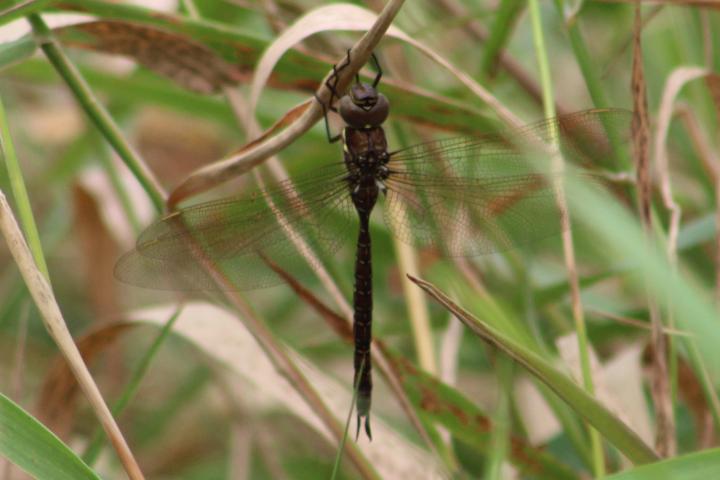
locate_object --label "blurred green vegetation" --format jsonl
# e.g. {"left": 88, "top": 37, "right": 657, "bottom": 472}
{"left": 1, "top": 1, "right": 719, "bottom": 479}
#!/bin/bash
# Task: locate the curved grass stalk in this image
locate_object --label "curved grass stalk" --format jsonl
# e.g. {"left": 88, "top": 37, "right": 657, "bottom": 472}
{"left": 0, "top": 94, "right": 48, "bottom": 279}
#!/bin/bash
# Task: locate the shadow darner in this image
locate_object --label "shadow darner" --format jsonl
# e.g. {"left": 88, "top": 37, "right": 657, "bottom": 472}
{"left": 115, "top": 51, "right": 631, "bottom": 440}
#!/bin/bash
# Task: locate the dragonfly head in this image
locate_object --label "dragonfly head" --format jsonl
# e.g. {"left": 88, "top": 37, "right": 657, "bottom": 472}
{"left": 339, "top": 82, "right": 389, "bottom": 129}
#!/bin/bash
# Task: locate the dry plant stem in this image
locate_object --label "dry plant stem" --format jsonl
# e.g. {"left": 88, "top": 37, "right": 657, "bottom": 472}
{"left": 259, "top": 0, "right": 287, "bottom": 34}
{"left": 224, "top": 87, "right": 353, "bottom": 320}
{"left": 587, "top": 308, "right": 689, "bottom": 337}
{"left": 394, "top": 237, "right": 437, "bottom": 374}
{"left": 172, "top": 229, "right": 378, "bottom": 479}
{"left": 655, "top": 67, "right": 710, "bottom": 261}
{"left": 0, "top": 191, "right": 145, "bottom": 480}
{"left": 453, "top": 257, "right": 488, "bottom": 296}
{"left": 631, "top": 0, "right": 674, "bottom": 457}
{"left": 677, "top": 85, "right": 720, "bottom": 305}
{"left": 169, "top": 0, "right": 406, "bottom": 207}
{"left": 602, "top": 6, "right": 662, "bottom": 81}
{"left": 173, "top": 1, "right": 527, "bottom": 205}
{"left": 654, "top": 89, "right": 711, "bottom": 421}
{"left": 676, "top": 104, "right": 720, "bottom": 187}
{"left": 528, "top": 0, "right": 605, "bottom": 474}
{"left": 439, "top": 315, "right": 463, "bottom": 386}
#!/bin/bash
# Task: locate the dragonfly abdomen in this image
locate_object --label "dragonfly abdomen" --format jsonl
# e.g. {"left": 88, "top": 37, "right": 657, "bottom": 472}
{"left": 353, "top": 206, "right": 374, "bottom": 439}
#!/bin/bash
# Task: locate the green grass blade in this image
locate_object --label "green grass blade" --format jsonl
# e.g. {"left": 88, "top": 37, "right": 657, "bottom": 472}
{"left": 0, "top": 0, "right": 54, "bottom": 27}
{"left": 388, "top": 349, "right": 580, "bottom": 479}
{"left": 0, "top": 393, "right": 101, "bottom": 480}
{"left": 82, "top": 307, "right": 184, "bottom": 465}
{"left": 604, "top": 448, "right": 720, "bottom": 480}
{"left": 26, "top": 13, "right": 166, "bottom": 212}
{"left": 480, "top": 0, "right": 524, "bottom": 77}
{"left": 410, "top": 275, "right": 659, "bottom": 465}
{"left": 0, "top": 93, "right": 49, "bottom": 279}
{"left": 0, "top": 34, "right": 36, "bottom": 71}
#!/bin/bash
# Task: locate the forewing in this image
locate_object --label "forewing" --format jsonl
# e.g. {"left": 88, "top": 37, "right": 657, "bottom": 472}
{"left": 115, "top": 163, "right": 355, "bottom": 291}
{"left": 383, "top": 109, "right": 631, "bottom": 256}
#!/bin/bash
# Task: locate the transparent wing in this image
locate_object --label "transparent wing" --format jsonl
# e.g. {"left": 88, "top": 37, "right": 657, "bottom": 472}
{"left": 382, "top": 109, "right": 632, "bottom": 256}
{"left": 115, "top": 163, "right": 355, "bottom": 291}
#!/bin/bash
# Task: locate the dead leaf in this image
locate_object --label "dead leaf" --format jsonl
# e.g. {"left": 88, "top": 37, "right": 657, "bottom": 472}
{"left": 36, "top": 322, "right": 137, "bottom": 436}
{"left": 72, "top": 184, "right": 121, "bottom": 318}
{"left": 55, "top": 20, "right": 245, "bottom": 93}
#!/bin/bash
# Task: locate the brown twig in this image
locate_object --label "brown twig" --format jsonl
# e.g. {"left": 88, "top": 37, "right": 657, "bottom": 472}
{"left": 631, "top": 0, "right": 674, "bottom": 457}
{"left": 169, "top": 0, "right": 406, "bottom": 207}
{"left": 654, "top": 68, "right": 710, "bottom": 262}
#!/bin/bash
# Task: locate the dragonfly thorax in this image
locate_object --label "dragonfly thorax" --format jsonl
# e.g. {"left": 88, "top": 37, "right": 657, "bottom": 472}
{"left": 344, "top": 126, "right": 390, "bottom": 210}
{"left": 339, "top": 83, "right": 389, "bottom": 129}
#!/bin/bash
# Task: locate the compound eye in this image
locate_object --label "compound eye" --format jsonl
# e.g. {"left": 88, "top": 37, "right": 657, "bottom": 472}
{"left": 339, "top": 92, "right": 390, "bottom": 128}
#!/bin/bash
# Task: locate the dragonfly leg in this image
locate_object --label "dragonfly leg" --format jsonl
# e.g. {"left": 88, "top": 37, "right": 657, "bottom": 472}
{"left": 314, "top": 49, "right": 353, "bottom": 144}
{"left": 325, "top": 48, "right": 352, "bottom": 112}
{"left": 314, "top": 91, "right": 342, "bottom": 144}
{"left": 370, "top": 52, "right": 382, "bottom": 87}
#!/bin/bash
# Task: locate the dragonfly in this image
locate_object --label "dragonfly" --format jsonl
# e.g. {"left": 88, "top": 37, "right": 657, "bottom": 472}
{"left": 115, "top": 51, "right": 631, "bottom": 440}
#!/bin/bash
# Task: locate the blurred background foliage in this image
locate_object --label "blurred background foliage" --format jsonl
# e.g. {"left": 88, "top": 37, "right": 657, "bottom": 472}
{"left": 1, "top": 0, "right": 720, "bottom": 479}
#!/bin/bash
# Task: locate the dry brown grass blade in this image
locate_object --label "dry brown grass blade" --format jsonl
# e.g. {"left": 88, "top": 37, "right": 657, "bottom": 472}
{"left": 630, "top": 0, "right": 674, "bottom": 457}
{"left": 654, "top": 67, "right": 710, "bottom": 262}
{"left": 126, "top": 6, "right": 381, "bottom": 465}
{"left": 0, "top": 190, "right": 145, "bottom": 479}
{"left": 72, "top": 184, "right": 121, "bottom": 318}
{"left": 677, "top": 356, "right": 717, "bottom": 447}
{"left": 588, "top": 308, "right": 691, "bottom": 337}
{"left": 132, "top": 304, "right": 449, "bottom": 478}
{"left": 246, "top": 3, "right": 409, "bottom": 118}
{"left": 651, "top": 67, "right": 720, "bottom": 459}
{"left": 676, "top": 104, "right": 720, "bottom": 183}
{"left": 246, "top": 3, "right": 522, "bottom": 128}
{"left": 55, "top": 20, "right": 245, "bottom": 93}
{"left": 221, "top": 89, "right": 352, "bottom": 322}
{"left": 261, "top": 254, "right": 352, "bottom": 341}
{"left": 169, "top": 0, "right": 526, "bottom": 207}
{"left": 168, "top": 0, "right": 406, "bottom": 208}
